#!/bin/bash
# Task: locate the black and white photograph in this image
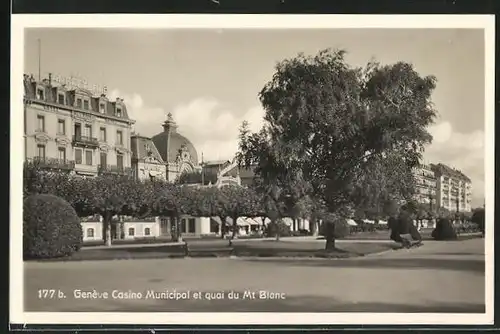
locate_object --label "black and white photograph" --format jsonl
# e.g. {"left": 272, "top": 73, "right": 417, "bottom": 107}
{"left": 10, "top": 15, "right": 494, "bottom": 325}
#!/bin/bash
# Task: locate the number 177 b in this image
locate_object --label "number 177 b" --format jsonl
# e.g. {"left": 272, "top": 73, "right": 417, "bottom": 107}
{"left": 38, "top": 289, "right": 56, "bottom": 299}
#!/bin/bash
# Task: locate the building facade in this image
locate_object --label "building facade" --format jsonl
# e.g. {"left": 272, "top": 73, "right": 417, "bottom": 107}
{"left": 130, "top": 134, "right": 167, "bottom": 181}
{"left": 413, "top": 164, "right": 438, "bottom": 209}
{"left": 430, "top": 163, "right": 472, "bottom": 213}
{"left": 23, "top": 74, "right": 134, "bottom": 177}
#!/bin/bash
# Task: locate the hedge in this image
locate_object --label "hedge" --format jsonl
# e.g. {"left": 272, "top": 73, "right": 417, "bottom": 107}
{"left": 24, "top": 194, "right": 83, "bottom": 259}
{"left": 431, "top": 218, "right": 458, "bottom": 240}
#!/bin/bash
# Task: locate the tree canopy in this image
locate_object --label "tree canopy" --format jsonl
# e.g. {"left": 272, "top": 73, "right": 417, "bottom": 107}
{"left": 238, "top": 49, "right": 438, "bottom": 249}
{"left": 238, "top": 48, "right": 437, "bottom": 216}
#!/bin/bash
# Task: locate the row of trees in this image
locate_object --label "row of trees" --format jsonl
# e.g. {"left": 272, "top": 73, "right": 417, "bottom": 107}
{"left": 25, "top": 162, "right": 323, "bottom": 246}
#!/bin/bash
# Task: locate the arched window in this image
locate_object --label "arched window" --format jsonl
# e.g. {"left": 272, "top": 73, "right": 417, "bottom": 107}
{"left": 128, "top": 228, "right": 135, "bottom": 237}
{"left": 87, "top": 228, "right": 94, "bottom": 238}
{"left": 144, "top": 227, "right": 151, "bottom": 236}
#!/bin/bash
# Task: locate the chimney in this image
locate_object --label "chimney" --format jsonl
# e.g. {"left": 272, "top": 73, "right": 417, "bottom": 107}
{"left": 48, "top": 73, "right": 52, "bottom": 85}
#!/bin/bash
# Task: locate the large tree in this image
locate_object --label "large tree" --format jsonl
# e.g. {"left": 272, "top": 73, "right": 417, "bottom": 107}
{"left": 238, "top": 48, "right": 437, "bottom": 250}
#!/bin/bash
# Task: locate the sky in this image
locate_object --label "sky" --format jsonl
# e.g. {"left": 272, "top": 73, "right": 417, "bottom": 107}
{"left": 24, "top": 28, "right": 486, "bottom": 206}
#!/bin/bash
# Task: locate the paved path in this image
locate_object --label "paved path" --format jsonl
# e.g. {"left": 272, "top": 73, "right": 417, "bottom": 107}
{"left": 24, "top": 238, "right": 485, "bottom": 312}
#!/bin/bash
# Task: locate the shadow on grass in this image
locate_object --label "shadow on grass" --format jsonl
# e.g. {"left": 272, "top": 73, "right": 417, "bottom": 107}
{"left": 241, "top": 257, "right": 485, "bottom": 274}
{"left": 31, "top": 293, "right": 485, "bottom": 313}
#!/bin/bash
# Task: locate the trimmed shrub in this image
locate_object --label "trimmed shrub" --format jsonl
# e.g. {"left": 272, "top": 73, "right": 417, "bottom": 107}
{"left": 319, "top": 217, "right": 351, "bottom": 239}
{"left": 265, "top": 220, "right": 292, "bottom": 237}
{"left": 431, "top": 218, "right": 458, "bottom": 240}
{"left": 24, "top": 194, "right": 83, "bottom": 259}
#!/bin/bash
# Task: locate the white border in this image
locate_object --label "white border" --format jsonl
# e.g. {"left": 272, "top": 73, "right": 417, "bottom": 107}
{"left": 11, "top": 14, "right": 495, "bottom": 326}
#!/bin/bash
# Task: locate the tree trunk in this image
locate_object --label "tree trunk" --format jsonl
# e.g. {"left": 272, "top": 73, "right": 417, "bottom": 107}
{"left": 231, "top": 216, "right": 238, "bottom": 240}
{"left": 176, "top": 216, "right": 183, "bottom": 243}
{"left": 219, "top": 216, "right": 226, "bottom": 239}
{"left": 274, "top": 219, "right": 281, "bottom": 241}
{"left": 104, "top": 212, "right": 112, "bottom": 247}
{"left": 324, "top": 222, "right": 336, "bottom": 251}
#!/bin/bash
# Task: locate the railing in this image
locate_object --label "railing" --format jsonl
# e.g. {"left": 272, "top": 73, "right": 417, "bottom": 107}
{"left": 72, "top": 135, "right": 99, "bottom": 146}
{"left": 25, "top": 157, "right": 75, "bottom": 170}
{"left": 98, "top": 164, "right": 133, "bottom": 176}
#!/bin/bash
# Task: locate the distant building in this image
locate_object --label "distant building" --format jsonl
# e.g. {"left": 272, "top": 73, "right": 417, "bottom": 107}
{"left": 202, "top": 159, "right": 241, "bottom": 187}
{"left": 413, "top": 164, "right": 438, "bottom": 209}
{"left": 130, "top": 134, "right": 166, "bottom": 182}
{"left": 23, "top": 73, "right": 135, "bottom": 177}
{"left": 430, "top": 163, "right": 472, "bottom": 212}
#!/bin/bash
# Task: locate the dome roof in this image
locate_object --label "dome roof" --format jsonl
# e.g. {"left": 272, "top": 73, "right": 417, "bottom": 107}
{"left": 151, "top": 113, "right": 199, "bottom": 165}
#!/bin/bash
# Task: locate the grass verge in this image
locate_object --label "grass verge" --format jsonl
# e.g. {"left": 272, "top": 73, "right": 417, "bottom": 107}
{"left": 26, "top": 240, "right": 399, "bottom": 262}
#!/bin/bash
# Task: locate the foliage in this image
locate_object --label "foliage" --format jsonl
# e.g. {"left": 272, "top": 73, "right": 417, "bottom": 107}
{"left": 320, "top": 215, "right": 351, "bottom": 239}
{"left": 436, "top": 207, "right": 451, "bottom": 219}
{"left": 431, "top": 218, "right": 458, "bottom": 240}
{"left": 265, "top": 220, "right": 292, "bottom": 238}
{"left": 238, "top": 48, "right": 437, "bottom": 247}
{"left": 471, "top": 207, "right": 485, "bottom": 234}
{"left": 176, "top": 170, "right": 217, "bottom": 185}
{"left": 24, "top": 194, "right": 83, "bottom": 259}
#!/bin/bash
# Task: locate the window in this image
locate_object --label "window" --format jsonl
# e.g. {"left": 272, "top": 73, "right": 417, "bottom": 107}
{"left": 181, "top": 219, "right": 187, "bottom": 233}
{"left": 58, "top": 93, "right": 65, "bottom": 105}
{"left": 128, "top": 228, "right": 135, "bottom": 237}
{"left": 76, "top": 98, "right": 82, "bottom": 108}
{"left": 87, "top": 228, "right": 94, "bottom": 238}
{"left": 188, "top": 218, "right": 196, "bottom": 233}
{"left": 144, "top": 227, "right": 151, "bottom": 236}
{"left": 99, "top": 103, "right": 106, "bottom": 113}
{"left": 116, "top": 108, "right": 122, "bottom": 117}
{"left": 116, "top": 130, "right": 123, "bottom": 145}
{"left": 36, "top": 88, "right": 44, "bottom": 100}
{"left": 57, "top": 119, "right": 65, "bottom": 135}
{"left": 100, "top": 152, "right": 107, "bottom": 167}
{"left": 117, "top": 154, "right": 123, "bottom": 170}
{"left": 85, "top": 150, "right": 92, "bottom": 165}
{"left": 74, "top": 123, "right": 82, "bottom": 138}
{"left": 84, "top": 124, "right": 92, "bottom": 138}
{"left": 99, "top": 127, "right": 106, "bottom": 142}
{"left": 58, "top": 147, "right": 66, "bottom": 161}
{"left": 75, "top": 148, "right": 83, "bottom": 164}
{"left": 37, "top": 144, "right": 45, "bottom": 159}
{"left": 83, "top": 100, "right": 89, "bottom": 110}
{"left": 37, "top": 115, "right": 45, "bottom": 132}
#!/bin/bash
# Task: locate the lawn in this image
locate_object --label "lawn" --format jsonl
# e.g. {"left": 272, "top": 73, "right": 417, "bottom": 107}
{"left": 27, "top": 239, "right": 399, "bottom": 262}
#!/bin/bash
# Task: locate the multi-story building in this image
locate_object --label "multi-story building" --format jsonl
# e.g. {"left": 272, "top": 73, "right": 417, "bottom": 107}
{"left": 430, "top": 163, "right": 472, "bottom": 213}
{"left": 23, "top": 73, "right": 134, "bottom": 177}
{"left": 413, "top": 163, "right": 438, "bottom": 209}
{"left": 130, "top": 134, "right": 167, "bottom": 182}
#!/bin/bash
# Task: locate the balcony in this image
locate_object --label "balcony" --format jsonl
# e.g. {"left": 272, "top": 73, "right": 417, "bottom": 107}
{"left": 72, "top": 135, "right": 99, "bottom": 148}
{"left": 25, "top": 157, "right": 75, "bottom": 171}
{"left": 74, "top": 163, "right": 98, "bottom": 175}
{"left": 98, "top": 164, "right": 133, "bottom": 176}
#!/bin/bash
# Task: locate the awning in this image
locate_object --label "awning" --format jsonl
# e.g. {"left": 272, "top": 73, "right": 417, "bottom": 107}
{"left": 378, "top": 220, "right": 388, "bottom": 225}
{"left": 149, "top": 170, "right": 162, "bottom": 177}
{"left": 346, "top": 219, "right": 357, "bottom": 226}
{"left": 363, "top": 219, "right": 375, "bottom": 224}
